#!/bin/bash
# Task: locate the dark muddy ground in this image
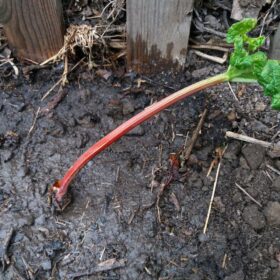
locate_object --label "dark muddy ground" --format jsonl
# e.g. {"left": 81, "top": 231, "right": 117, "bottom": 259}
{"left": 0, "top": 55, "right": 280, "bottom": 280}
{"left": 1, "top": 1, "right": 280, "bottom": 280}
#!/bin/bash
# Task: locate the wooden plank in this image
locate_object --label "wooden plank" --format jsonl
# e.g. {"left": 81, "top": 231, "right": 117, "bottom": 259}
{"left": 127, "top": 0, "right": 194, "bottom": 74}
{"left": 270, "top": 23, "right": 280, "bottom": 60}
{"left": 0, "top": 0, "right": 65, "bottom": 63}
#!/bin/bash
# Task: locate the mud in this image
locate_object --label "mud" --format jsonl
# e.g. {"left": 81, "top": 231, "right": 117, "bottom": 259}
{"left": 0, "top": 56, "right": 279, "bottom": 280}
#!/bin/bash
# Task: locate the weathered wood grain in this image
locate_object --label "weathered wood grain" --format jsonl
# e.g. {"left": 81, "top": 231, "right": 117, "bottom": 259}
{"left": 270, "top": 23, "right": 280, "bottom": 60}
{"left": 0, "top": 0, "right": 64, "bottom": 62}
{"left": 127, "top": 0, "right": 194, "bottom": 74}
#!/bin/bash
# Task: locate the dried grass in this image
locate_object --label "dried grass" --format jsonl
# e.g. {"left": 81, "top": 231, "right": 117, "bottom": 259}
{"left": 42, "top": 0, "right": 126, "bottom": 68}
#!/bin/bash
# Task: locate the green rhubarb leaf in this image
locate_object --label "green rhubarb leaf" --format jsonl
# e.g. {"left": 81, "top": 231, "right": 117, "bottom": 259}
{"left": 226, "top": 18, "right": 257, "bottom": 43}
{"left": 271, "top": 94, "right": 280, "bottom": 110}
{"left": 226, "top": 18, "right": 280, "bottom": 110}
{"left": 245, "top": 36, "right": 265, "bottom": 52}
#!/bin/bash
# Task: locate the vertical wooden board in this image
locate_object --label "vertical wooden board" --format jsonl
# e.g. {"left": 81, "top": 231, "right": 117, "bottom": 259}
{"left": 0, "top": 0, "right": 65, "bottom": 63}
{"left": 127, "top": 0, "right": 194, "bottom": 74}
{"left": 270, "top": 23, "right": 280, "bottom": 60}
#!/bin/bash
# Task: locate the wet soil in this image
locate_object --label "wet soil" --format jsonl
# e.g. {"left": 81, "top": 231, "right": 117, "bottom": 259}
{"left": 0, "top": 55, "right": 280, "bottom": 280}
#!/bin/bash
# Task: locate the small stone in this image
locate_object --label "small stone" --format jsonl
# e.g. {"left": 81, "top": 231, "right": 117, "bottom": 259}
{"left": 239, "top": 156, "right": 250, "bottom": 169}
{"left": 213, "top": 196, "right": 225, "bottom": 213}
{"left": 205, "top": 15, "right": 221, "bottom": 29}
{"left": 192, "top": 67, "right": 211, "bottom": 79}
{"left": 272, "top": 177, "right": 280, "bottom": 192}
{"left": 242, "top": 144, "right": 266, "bottom": 169}
{"left": 232, "top": 192, "right": 243, "bottom": 203}
{"left": 122, "top": 100, "right": 135, "bottom": 115}
{"left": 250, "top": 120, "right": 270, "bottom": 134}
{"left": 41, "top": 259, "right": 52, "bottom": 271}
{"left": 264, "top": 202, "right": 280, "bottom": 226}
{"left": 106, "top": 98, "right": 123, "bottom": 117}
{"left": 227, "top": 111, "right": 236, "bottom": 121}
{"left": 198, "top": 233, "right": 209, "bottom": 243}
{"left": 224, "top": 142, "right": 241, "bottom": 160}
{"left": 267, "top": 148, "right": 280, "bottom": 159}
{"left": 17, "top": 214, "right": 34, "bottom": 227}
{"left": 255, "top": 102, "right": 266, "bottom": 112}
{"left": 224, "top": 270, "right": 244, "bottom": 280}
{"left": 270, "top": 260, "right": 279, "bottom": 268}
{"left": 2, "top": 150, "right": 13, "bottom": 162}
{"left": 35, "top": 215, "right": 46, "bottom": 226}
{"left": 243, "top": 205, "right": 266, "bottom": 230}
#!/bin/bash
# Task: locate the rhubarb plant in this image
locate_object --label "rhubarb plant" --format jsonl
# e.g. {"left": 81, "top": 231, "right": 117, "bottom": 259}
{"left": 49, "top": 18, "right": 280, "bottom": 209}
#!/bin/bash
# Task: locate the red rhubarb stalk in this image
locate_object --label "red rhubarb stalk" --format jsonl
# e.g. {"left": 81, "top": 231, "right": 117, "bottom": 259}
{"left": 51, "top": 73, "right": 229, "bottom": 203}
{"left": 50, "top": 18, "right": 280, "bottom": 207}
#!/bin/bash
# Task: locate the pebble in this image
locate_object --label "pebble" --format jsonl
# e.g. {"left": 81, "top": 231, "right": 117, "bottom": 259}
{"left": 243, "top": 205, "right": 266, "bottom": 230}
{"left": 242, "top": 144, "right": 266, "bottom": 169}
{"left": 232, "top": 192, "right": 243, "bottom": 203}
{"left": 239, "top": 156, "right": 250, "bottom": 169}
{"left": 272, "top": 177, "right": 280, "bottom": 192}
{"left": 249, "top": 120, "right": 269, "bottom": 134}
{"left": 267, "top": 147, "right": 280, "bottom": 159}
{"left": 106, "top": 98, "right": 123, "bottom": 117}
{"left": 122, "top": 100, "right": 135, "bottom": 115}
{"left": 205, "top": 15, "right": 221, "bottom": 29}
{"left": 264, "top": 202, "right": 280, "bottom": 226}
{"left": 198, "top": 233, "right": 209, "bottom": 243}
{"left": 255, "top": 102, "right": 267, "bottom": 112}
{"left": 270, "top": 260, "right": 279, "bottom": 268}
{"left": 2, "top": 150, "right": 13, "bottom": 162}
{"left": 35, "top": 215, "right": 46, "bottom": 226}
{"left": 41, "top": 259, "right": 52, "bottom": 270}
{"left": 224, "top": 142, "right": 241, "bottom": 160}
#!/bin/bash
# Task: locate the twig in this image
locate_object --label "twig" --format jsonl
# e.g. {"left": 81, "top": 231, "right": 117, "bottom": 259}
{"left": 12, "top": 265, "right": 27, "bottom": 280}
{"left": 40, "top": 88, "right": 67, "bottom": 116}
{"left": 227, "top": 82, "right": 239, "bottom": 101}
{"left": 1, "top": 228, "right": 14, "bottom": 271}
{"left": 41, "top": 58, "right": 85, "bottom": 101}
{"left": 194, "top": 50, "right": 228, "bottom": 64}
{"left": 203, "top": 161, "right": 222, "bottom": 234}
{"left": 194, "top": 21, "right": 227, "bottom": 38}
{"left": 156, "top": 177, "right": 174, "bottom": 223}
{"left": 235, "top": 183, "right": 262, "bottom": 207}
{"left": 184, "top": 109, "right": 207, "bottom": 161}
{"left": 190, "top": 44, "right": 229, "bottom": 52}
{"left": 68, "top": 258, "right": 126, "bottom": 280}
{"left": 41, "top": 78, "right": 64, "bottom": 101}
{"left": 260, "top": 0, "right": 277, "bottom": 36}
{"left": 0, "top": 57, "right": 19, "bottom": 76}
{"left": 222, "top": 253, "right": 228, "bottom": 268}
{"left": 266, "top": 164, "right": 280, "bottom": 176}
{"left": 27, "top": 107, "right": 41, "bottom": 137}
{"left": 226, "top": 131, "right": 280, "bottom": 152}
{"left": 21, "top": 256, "right": 35, "bottom": 280}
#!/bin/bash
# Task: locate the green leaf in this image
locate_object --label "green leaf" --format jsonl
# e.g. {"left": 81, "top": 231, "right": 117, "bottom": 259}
{"left": 245, "top": 36, "right": 266, "bottom": 52}
{"left": 226, "top": 18, "right": 257, "bottom": 43}
{"left": 258, "top": 60, "right": 280, "bottom": 97}
{"left": 271, "top": 94, "right": 280, "bottom": 110}
{"left": 225, "top": 18, "right": 280, "bottom": 110}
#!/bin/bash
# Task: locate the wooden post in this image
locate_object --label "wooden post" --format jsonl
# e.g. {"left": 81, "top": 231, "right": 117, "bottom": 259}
{"left": 0, "top": 0, "right": 65, "bottom": 63}
{"left": 270, "top": 23, "right": 280, "bottom": 60}
{"left": 127, "top": 0, "right": 194, "bottom": 74}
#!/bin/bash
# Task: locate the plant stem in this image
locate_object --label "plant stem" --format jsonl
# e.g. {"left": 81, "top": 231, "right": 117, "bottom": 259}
{"left": 52, "top": 73, "right": 229, "bottom": 202}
